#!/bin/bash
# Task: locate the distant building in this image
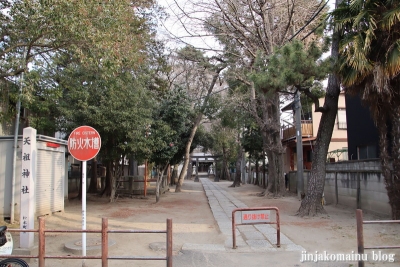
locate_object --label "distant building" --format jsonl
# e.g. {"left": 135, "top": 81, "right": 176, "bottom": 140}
{"left": 190, "top": 146, "right": 215, "bottom": 173}
{"left": 281, "top": 92, "right": 348, "bottom": 172}
{"left": 345, "top": 94, "right": 380, "bottom": 160}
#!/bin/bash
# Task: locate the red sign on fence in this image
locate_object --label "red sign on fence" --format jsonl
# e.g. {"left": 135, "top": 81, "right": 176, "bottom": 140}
{"left": 241, "top": 210, "right": 270, "bottom": 223}
{"left": 68, "top": 126, "right": 101, "bottom": 161}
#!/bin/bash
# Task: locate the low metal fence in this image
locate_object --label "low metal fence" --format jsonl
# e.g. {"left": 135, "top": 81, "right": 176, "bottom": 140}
{"left": 5, "top": 217, "right": 173, "bottom": 267}
{"left": 232, "top": 207, "right": 280, "bottom": 249}
{"left": 356, "top": 209, "right": 400, "bottom": 267}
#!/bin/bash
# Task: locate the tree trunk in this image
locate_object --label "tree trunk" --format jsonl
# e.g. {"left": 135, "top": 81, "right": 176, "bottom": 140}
{"left": 296, "top": 0, "right": 341, "bottom": 216}
{"left": 377, "top": 116, "right": 395, "bottom": 217}
{"left": 297, "top": 74, "right": 339, "bottom": 214}
{"left": 230, "top": 147, "right": 243, "bottom": 187}
{"left": 176, "top": 68, "right": 224, "bottom": 192}
{"left": 266, "top": 153, "right": 272, "bottom": 191}
{"left": 253, "top": 170, "right": 260, "bottom": 186}
{"left": 259, "top": 94, "right": 285, "bottom": 197}
{"left": 221, "top": 147, "right": 230, "bottom": 180}
{"left": 156, "top": 168, "right": 161, "bottom": 203}
{"left": 101, "top": 160, "right": 115, "bottom": 200}
{"left": 254, "top": 161, "right": 259, "bottom": 185}
{"left": 263, "top": 155, "right": 267, "bottom": 189}
{"left": 110, "top": 167, "right": 118, "bottom": 202}
{"left": 176, "top": 114, "right": 202, "bottom": 192}
{"left": 225, "top": 165, "right": 230, "bottom": 180}
{"left": 384, "top": 104, "right": 400, "bottom": 219}
{"left": 171, "top": 164, "right": 178, "bottom": 185}
{"left": 220, "top": 158, "right": 229, "bottom": 180}
{"left": 251, "top": 156, "right": 260, "bottom": 185}
{"left": 87, "top": 156, "right": 98, "bottom": 193}
{"left": 109, "top": 161, "right": 117, "bottom": 202}
{"left": 264, "top": 150, "right": 285, "bottom": 196}
{"left": 298, "top": 104, "right": 337, "bottom": 216}
{"left": 156, "top": 164, "right": 169, "bottom": 203}
{"left": 246, "top": 155, "right": 251, "bottom": 183}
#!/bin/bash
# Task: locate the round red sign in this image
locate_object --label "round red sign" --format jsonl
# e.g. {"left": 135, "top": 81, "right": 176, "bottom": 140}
{"left": 68, "top": 126, "right": 101, "bottom": 161}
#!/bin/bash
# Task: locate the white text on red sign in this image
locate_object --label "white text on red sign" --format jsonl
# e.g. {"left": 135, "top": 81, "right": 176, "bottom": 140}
{"left": 73, "top": 130, "right": 96, "bottom": 136}
{"left": 69, "top": 137, "right": 100, "bottom": 150}
{"left": 241, "top": 210, "right": 270, "bottom": 223}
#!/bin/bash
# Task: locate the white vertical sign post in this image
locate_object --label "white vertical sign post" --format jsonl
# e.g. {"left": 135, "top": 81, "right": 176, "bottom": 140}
{"left": 20, "top": 127, "right": 36, "bottom": 248}
{"left": 68, "top": 126, "right": 101, "bottom": 267}
{"left": 82, "top": 160, "right": 87, "bottom": 263}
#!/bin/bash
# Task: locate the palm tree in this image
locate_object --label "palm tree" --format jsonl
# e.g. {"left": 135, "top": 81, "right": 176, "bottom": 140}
{"left": 332, "top": 0, "right": 400, "bottom": 219}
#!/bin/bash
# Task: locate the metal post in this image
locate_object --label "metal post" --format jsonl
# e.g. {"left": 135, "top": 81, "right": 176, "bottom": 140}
{"left": 232, "top": 210, "right": 237, "bottom": 249}
{"left": 276, "top": 208, "right": 281, "bottom": 247}
{"left": 38, "top": 217, "right": 45, "bottom": 267}
{"left": 356, "top": 209, "right": 364, "bottom": 267}
{"left": 82, "top": 161, "right": 87, "bottom": 267}
{"left": 294, "top": 90, "right": 304, "bottom": 198}
{"left": 102, "top": 218, "right": 108, "bottom": 267}
{"left": 166, "top": 219, "right": 173, "bottom": 267}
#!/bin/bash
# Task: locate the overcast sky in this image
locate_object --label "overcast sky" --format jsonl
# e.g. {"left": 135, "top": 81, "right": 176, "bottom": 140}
{"left": 159, "top": 0, "right": 336, "bottom": 50}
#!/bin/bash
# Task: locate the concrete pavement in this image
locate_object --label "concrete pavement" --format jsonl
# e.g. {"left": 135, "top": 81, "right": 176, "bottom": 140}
{"left": 181, "top": 177, "right": 304, "bottom": 253}
{"left": 175, "top": 175, "right": 351, "bottom": 267}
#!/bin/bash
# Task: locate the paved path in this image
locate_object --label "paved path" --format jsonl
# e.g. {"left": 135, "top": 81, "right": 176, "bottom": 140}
{"left": 197, "top": 177, "right": 304, "bottom": 252}
{"left": 176, "top": 176, "right": 351, "bottom": 266}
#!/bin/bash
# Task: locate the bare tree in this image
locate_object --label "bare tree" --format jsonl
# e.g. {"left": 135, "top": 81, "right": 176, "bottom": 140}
{"left": 166, "top": 47, "right": 226, "bottom": 192}
{"left": 164, "top": 0, "right": 327, "bottom": 196}
{"left": 164, "top": 1, "right": 338, "bottom": 207}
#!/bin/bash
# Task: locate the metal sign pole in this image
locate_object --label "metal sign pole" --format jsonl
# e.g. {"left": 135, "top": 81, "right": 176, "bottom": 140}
{"left": 294, "top": 90, "right": 304, "bottom": 199}
{"left": 82, "top": 160, "right": 87, "bottom": 267}
{"left": 67, "top": 125, "right": 101, "bottom": 267}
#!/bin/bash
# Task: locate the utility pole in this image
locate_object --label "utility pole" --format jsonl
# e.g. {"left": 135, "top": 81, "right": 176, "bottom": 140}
{"left": 294, "top": 90, "right": 304, "bottom": 199}
{"left": 11, "top": 60, "right": 25, "bottom": 224}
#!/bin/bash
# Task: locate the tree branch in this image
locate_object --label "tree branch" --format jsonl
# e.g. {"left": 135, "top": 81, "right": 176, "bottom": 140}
{"left": 0, "top": 68, "right": 25, "bottom": 78}
{"left": 297, "top": 86, "right": 328, "bottom": 113}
